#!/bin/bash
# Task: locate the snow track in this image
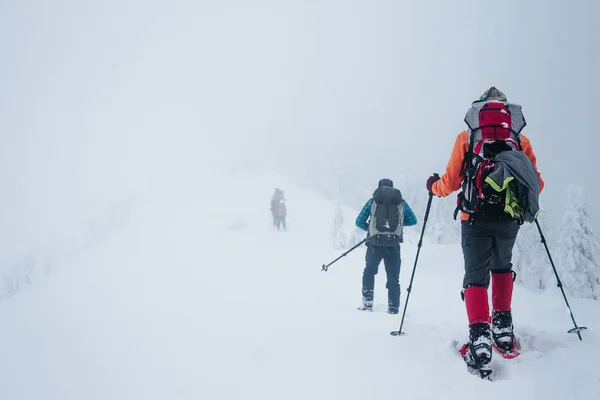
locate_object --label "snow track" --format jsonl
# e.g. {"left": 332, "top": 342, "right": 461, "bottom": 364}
{"left": 0, "top": 172, "right": 598, "bottom": 400}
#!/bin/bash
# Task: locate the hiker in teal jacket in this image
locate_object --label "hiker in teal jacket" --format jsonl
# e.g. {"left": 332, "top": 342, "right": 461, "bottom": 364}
{"left": 355, "top": 178, "right": 417, "bottom": 314}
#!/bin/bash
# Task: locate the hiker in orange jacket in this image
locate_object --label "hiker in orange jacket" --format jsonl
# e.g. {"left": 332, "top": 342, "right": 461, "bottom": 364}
{"left": 425, "top": 87, "right": 544, "bottom": 376}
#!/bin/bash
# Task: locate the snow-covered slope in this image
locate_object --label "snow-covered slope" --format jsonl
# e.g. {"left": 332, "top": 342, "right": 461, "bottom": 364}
{"left": 0, "top": 170, "right": 598, "bottom": 400}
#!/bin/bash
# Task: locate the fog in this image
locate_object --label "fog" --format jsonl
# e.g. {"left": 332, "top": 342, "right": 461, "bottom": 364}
{"left": 1, "top": 0, "right": 598, "bottom": 274}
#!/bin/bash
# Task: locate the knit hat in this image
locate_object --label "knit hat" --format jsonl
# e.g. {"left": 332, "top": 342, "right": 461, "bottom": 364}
{"left": 378, "top": 178, "right": 393, "bottom": 188}
{"left": 479, "top": 86, "right": 507, "bottom": 102}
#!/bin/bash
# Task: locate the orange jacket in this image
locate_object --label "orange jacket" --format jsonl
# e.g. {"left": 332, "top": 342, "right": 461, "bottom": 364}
{"left": 432, "top": 130, "right": 544, "bottom": 221}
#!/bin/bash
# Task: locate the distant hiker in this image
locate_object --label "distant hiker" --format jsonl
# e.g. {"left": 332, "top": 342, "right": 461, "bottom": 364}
{"left": 274, "top": 199, "right": 287, "bottom": 231}
{"left": 270, "top": 188, "right": 284, "bottom": 227}
{"left": 355, "top": 178, "right": 417, "bottom": 314}
{"left": 426, "top": 87, "right": 544, "bottom": 374}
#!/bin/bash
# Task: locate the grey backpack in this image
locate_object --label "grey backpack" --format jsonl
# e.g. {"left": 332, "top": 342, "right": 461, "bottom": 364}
{"left": 367, "top": 186, "right": 404, "bottom": 246}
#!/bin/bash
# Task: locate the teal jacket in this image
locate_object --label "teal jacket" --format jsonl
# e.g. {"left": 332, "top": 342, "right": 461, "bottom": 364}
{"left": 355, "top": 199, "right": 417, "bottom": 231}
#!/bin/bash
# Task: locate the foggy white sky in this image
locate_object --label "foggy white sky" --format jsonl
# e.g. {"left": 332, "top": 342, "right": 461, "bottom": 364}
{"left": 1, "top": 0, "right": 598, "bottom": 263}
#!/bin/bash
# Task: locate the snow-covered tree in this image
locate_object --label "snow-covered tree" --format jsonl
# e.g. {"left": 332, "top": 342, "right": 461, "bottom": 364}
{"left": 425, "top": 194, "right": 461, "bottom": 245}
{"left": 347, "top": 227, "right": 366, "bottom": 248}
{"left": 553, "top": 184, "right": 600, "bottom": 299}
{"left": 512, "top": 218, "right": 549, "bottom": 291}
{"left": 330, "top": 203, "right": 348, "bottom": 250}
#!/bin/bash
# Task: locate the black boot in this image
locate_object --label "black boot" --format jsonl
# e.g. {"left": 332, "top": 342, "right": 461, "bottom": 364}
{"left": 492, "top": 310, "right": 515, "bottom": 351}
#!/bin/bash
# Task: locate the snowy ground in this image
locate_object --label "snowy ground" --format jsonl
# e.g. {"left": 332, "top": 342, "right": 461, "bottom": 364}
{"left": 0, "top": 171, "right": 598, "bottom": 400}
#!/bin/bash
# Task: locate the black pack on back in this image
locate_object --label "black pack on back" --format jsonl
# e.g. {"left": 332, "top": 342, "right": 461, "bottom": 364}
{"left": 368, "top": 186, "right": 404, "bottom": 246}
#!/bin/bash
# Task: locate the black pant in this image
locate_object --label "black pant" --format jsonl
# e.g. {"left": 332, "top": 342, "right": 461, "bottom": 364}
{"left": 461, "top": 220, "right": 520, "bottom": 288}
{"left": 362, "top": 244, "right": 401, "bottom": 311}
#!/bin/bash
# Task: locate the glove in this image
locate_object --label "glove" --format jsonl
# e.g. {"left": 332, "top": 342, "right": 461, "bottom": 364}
{"left": 426, "top": 174, "right": 441, "bottom": 194}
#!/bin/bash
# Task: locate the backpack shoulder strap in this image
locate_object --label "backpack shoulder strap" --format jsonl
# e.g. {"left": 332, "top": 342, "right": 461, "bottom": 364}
{"left": 460, "top": 129, "right": 477, "bottom": 177}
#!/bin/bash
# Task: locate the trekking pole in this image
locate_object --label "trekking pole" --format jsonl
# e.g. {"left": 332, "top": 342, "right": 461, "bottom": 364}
{"left": 535, "top": 219, "right": 587, "bottom": 340}
{"left": 391, "top": 182, "right": 436, "bottom": 336}
{"left": 321, "top": 239, "right": 366, "bottom": 272}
